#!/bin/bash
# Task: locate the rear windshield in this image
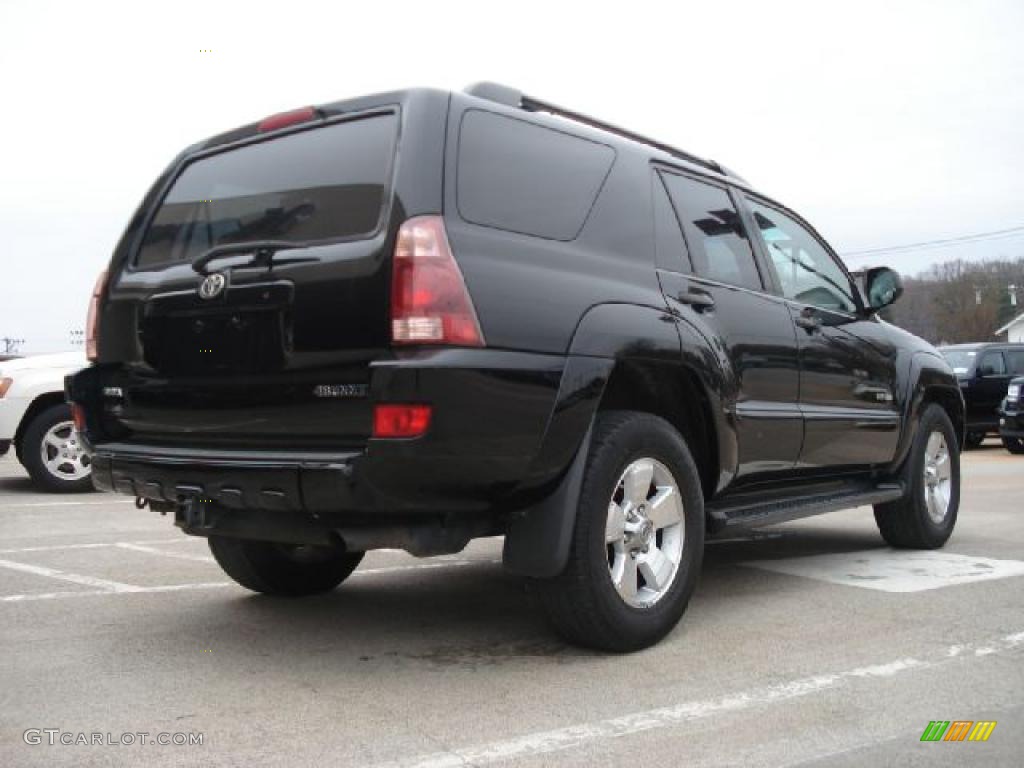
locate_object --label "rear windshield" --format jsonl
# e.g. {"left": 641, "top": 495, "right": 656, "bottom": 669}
{"left": 135, "top": 113, "right": 398, "bottom": 268}
{"left": 940, "top": 348, "right": 977, "bottom": 375}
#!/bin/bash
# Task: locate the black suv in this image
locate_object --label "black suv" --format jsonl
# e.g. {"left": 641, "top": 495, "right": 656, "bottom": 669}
{"left": 940, "top": 343, "right": 1024, "bottom": 447}
{"left": 69, "top": 84, "right": 964, "bottom": 651}
{"left": 999, "top": 376, "right": 1024, "bottom": 453}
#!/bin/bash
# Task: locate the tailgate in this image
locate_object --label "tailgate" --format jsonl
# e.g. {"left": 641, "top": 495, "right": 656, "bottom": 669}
{"left": 97, "top": 109, "right": 408, "bottom": 451}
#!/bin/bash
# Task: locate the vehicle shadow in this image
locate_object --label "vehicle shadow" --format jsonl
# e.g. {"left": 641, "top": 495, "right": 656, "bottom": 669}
{"left": 125, "top": 525, "right": 885, "bottom": 668}
{"left": 0, "top": 475, "right": 39, "bottom": 494}
{"left": 152, "top": 559, "right": 607, "bottom": 668}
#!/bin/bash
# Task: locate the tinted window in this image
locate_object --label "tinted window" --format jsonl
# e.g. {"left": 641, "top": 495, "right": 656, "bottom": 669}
{"left": 660, "top": 173, "right": 762, "bottom": 290}
{"left": 653, "top": 174, "right": 691, "bottom": 272}
{"left": 457, "top": 110, "right": 615, "bottom": 240}
{"left": 746, "top": 199, "right": 856, "bottom": 312}
{"left": 136, "top": 114, "right": 397, "bottom": 267}
{"left": 941, "top": 348, "right": 978, "bottom": 375}
{"left": 979, "top": 351, "right": 1006, "bottom": 376}
{"left": 1006, "top": 349, "right": 1024, "bottom": 375}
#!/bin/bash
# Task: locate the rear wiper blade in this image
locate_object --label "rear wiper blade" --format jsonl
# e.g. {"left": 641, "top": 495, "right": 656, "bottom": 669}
{"left": 191, "top": 241, "right": 319, "bottom": 274}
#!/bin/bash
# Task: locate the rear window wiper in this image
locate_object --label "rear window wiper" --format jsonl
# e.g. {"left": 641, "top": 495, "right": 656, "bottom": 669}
{"left": 191, "top": 241, "right": 320, "bottom": 274}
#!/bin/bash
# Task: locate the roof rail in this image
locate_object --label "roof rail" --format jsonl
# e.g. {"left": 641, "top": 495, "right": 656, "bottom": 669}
{"left": 464, "top": 82, "right": 740, "bottom": 180}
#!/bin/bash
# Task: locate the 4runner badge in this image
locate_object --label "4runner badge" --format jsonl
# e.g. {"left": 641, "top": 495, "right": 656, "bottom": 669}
{"left": 198, "top": 272, "right": 227, "bottom": 300}
{"left": 313, "top": 384, "right": 368, "bottom": 399}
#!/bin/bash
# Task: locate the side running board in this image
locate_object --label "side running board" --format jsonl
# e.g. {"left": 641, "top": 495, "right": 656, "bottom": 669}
{"left": 706, "top": 482, "right": 905, "bottom": 531}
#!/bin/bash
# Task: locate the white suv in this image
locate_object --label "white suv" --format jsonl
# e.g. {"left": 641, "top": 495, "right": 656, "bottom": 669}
{"left": 0, "top": 351, "right": 92, "bottom": 492}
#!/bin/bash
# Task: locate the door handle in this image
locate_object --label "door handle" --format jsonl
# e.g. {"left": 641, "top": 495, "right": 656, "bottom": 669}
{"left": 795, "top": 310, "right": 822, "bottom": 333}
{"left": 676, "top": 290, "right": 715, "bottom": 312}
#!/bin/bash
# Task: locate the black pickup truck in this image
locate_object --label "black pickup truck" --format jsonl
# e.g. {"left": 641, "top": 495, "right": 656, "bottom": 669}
{"left": 999, "top": 376, "right": 1024, "bottom": 453}
{"left": 68, "top": 84, "right": 964, "bottom": 651}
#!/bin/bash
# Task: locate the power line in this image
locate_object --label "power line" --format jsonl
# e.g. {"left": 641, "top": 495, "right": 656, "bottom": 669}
{"left": 841, "top": 224, "right": 1024, "bottom": 260}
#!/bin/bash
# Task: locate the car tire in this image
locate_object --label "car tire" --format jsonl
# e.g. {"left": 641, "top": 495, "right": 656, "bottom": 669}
{"left": 536, "top": 410, "right": 705, "bottom": 653}
{"left": 208, "top": 536, "right": 364, "bottom": 596}
{"left": 1002, "top": 436, "right": 1024, "bottom": 455}
{"left": 963, "top": 431, "right": 985, "bottom": 449}
{"left": 20, "top": 403, "right": 94, "bottom": 493}
{"left": 873, "top": 403, "right": 960, "bottom": 549}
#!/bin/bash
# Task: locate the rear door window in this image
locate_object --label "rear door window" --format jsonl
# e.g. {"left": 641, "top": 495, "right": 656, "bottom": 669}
{"left": 660, "top": 172, "right": 762, "bottom": 290}
{"left": 136, "top": 114, "right": 398, "bottom": 268}
{"left": 1006, "top": 349, "right": 1024, "bottom": 375}
{"left": 456, "top": 110, "right": 615, "bottom": 241}
{"left": 979, "top": 351, "right": 1006, "bottom": 376}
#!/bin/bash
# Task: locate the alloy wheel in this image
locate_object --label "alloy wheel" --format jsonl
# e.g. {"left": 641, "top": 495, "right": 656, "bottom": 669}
{"left": 40, "top": 421, "right": 91, "bottom": 482}
{"left": 605, "top": 458, "right": 686, "bottom": 608}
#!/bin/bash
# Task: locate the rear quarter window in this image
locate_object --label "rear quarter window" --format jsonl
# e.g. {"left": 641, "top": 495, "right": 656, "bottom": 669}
{"left": 456, "top": 110, "right": 615, "bottom": 241}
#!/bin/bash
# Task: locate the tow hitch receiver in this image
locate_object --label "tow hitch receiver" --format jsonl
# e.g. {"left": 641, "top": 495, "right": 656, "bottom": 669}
{"left": 175, "top": 494, "right": 218, "bottom": 531}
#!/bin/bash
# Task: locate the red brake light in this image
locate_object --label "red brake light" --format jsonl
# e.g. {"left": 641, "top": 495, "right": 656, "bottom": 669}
{"left": 391, "top": 216, "right": 484, "bottom": 346}
{"left": 85, "top": 269, "right": 108, "bottom": 362}
{"left": 373, "top": 404, "right": 432, "bottom": 438}
{"left": 258, "top": 106, "right": 318, "bottom": 133}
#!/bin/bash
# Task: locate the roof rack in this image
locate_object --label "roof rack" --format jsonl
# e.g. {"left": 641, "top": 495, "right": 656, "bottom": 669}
{"left": 464, "top": 82, "right": 742, "bottom": 181}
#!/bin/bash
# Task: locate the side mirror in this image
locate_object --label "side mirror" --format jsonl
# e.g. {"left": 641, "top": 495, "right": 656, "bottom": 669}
{"left": 863, "top": 267, "right": 903, "bottom": 313}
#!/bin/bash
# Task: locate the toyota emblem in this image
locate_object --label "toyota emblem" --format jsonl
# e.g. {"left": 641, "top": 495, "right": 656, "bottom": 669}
{"left": 198, "top": 272, "right": 227, "bottom": 300}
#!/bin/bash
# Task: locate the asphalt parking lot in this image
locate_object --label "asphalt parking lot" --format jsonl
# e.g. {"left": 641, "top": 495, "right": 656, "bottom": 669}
{"left": 1, "top": 445, "right": 1022, "bottom": 767}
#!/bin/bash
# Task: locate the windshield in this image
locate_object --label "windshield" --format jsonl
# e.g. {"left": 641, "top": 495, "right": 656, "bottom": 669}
{"left": 135, "top": 113, "right": 398, "bottom": 268}
{"left": 940, "top": 348, "right": 977, "bottom": 375}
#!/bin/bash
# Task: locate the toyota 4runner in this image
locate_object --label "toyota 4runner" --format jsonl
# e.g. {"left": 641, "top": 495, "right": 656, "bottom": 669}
{"left": 68, "top": 84, "right": 964, "bottom": 651}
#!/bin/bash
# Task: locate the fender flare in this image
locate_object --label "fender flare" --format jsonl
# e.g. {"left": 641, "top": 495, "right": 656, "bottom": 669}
{"left": 503, "top": 302, "right": 720, "bottom": 578}
{"left": 888, "top": 351, "right": 964, "bottom": 473}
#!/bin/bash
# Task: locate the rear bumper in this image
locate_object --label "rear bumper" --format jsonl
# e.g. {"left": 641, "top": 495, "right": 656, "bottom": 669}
{"left": 0, "top": 396, "right": 28, "bottom": 441}
{"left": 72, "top": 348, "right": 596, "bottom": 520}
{"left": 89, "top": 443, "right": 360, "bottom": 516}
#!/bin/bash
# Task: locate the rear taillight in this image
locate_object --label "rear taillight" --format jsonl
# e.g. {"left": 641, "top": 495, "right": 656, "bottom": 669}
{"left": 85, "top": 269, "right": 108, "bottom": 362}
{"left": 373, "top": 404, "right": 432, "bottom": 438}
{"left": 71, "top": 403, "right": 87, "bottom": 432}
{"left": 258, "top": 106, "right": 318, "bottom": 133}
{"left": 0, "top": 378, "right": 12, "bottom": 399}
{"left": 390, "top": 216, "right": 484, "bottom": 346}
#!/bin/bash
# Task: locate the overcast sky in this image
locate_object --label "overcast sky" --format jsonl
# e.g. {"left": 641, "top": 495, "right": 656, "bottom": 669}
{"left": 2, "top": 0, "right": 1023, "bottom": 354}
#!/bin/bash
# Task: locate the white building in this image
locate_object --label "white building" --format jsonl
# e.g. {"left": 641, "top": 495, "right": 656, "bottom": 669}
{"left": 995, "top": 312, "right": 1024, "bottom": 343}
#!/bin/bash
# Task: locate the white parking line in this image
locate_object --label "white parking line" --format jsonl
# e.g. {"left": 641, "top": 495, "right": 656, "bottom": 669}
{"left": 370, "top": 631, "right": 1024, "bottom": 768}
{"left": 0, "top": 557, "right": 500, "bottom": 603}
{"left": 115, "top": 542, "right": 215, "bottom": 563}
{"left": 0, "top": 542, "right": 114, "bottom": 555}
{"left": 0, "top": 582, "right": 232, "bottom": 603}
{"left": 1, "top": 499, "right": 136, "bottom": 509}
{"left": 743, "top": 549, "right": 1024, "bottom": 592}
{"left": 0, "top": 557, "right": 140, "bottom": 592}
{"left": 0, "top": 537, "right": 198, "bottom": 555}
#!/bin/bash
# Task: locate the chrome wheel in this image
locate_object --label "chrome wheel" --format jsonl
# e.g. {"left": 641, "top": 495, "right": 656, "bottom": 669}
{"left": 40, "top": 421, "right": 91, "bottom": 482}
{"left": 922, "top": 431, "right": 952, "bottom": 524}
{"left": 605, "top": 458, "right": 685, "bottom": 608}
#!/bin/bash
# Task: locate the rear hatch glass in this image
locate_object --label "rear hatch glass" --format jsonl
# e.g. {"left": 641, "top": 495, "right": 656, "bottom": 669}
{"left": 136, "top": 114, "right": 397, "bottom": 268}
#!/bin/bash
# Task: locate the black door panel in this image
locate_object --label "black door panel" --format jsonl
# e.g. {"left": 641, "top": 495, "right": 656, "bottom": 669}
{"left": 740, "top": 195, "right": 901, "bottom": 469}
{"left": 660, "top": 271, "right": 802, "bottom": 477}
